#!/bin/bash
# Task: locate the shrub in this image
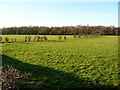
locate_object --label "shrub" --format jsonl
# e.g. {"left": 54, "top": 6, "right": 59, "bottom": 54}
{"left": 28, "top": 36, "right": 31, "bottom": 42}
{"left": 58, "top": 36, "right": 62, "bottom": 40}
{"left": 11, "top": 37, "right": 17, "bottom": 42}
{"left": 43, "top": 36, "right": 48, "bottom": 41}
{"left": 2, "top": 65, "right": 31, "bottom": 90}
{"left": 73, "top": 35, "right": 77, "bottom": 38}
{"left": 64, "top": 36, "right": 67, "bottom": 40}
{"left": 24, "top": 36, "right": 27, "bottom": 42}
{"left": 34, "top": 36, "right": 37, "bottom": 42}
{"left": 78, "top": 35, "right": 81, "bottom": 38}
{"left": 0, "top": 36, "right": 2, "bottom": 42}
{"left": 5, "top": 37, "right": 9, "bottom": 42}
{"left": 37, "top": 36, "right": 41, "bottom": 41}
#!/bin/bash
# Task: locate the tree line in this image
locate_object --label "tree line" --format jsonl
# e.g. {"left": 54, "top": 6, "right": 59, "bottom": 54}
{"left": 1, "top": 25, "right": 119, "bottom": 35}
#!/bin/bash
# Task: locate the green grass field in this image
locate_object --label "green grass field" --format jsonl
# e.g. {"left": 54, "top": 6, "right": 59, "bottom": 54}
{"left": 2, "top": 35, "right": 119, "bottom": 88}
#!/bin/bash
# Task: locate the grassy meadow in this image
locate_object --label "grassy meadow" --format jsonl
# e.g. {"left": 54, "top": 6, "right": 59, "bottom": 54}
{"left": 2, "top": 35, "right": 119, "bottom": 88}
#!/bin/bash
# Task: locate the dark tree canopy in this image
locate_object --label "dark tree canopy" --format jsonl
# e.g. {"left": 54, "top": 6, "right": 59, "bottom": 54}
{"left": 1, "top": 25, "right": 119, "bottom": 35}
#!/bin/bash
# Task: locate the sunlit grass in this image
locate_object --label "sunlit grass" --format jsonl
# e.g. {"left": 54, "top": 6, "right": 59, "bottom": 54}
{"left": 2, "top": 35, "right": 119, "bottom": 88}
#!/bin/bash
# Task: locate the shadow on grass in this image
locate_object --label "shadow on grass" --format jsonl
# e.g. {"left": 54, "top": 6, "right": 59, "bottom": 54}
{"left": 2, "top": 55, "right": 118, "bottom": 89}
{"left": 48, "top": 40, "right": 65, "bottom": 42}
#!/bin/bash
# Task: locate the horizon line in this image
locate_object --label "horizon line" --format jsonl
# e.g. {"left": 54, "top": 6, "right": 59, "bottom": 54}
{"left": 0, "top": 24, "right": 118, "bottom": 29}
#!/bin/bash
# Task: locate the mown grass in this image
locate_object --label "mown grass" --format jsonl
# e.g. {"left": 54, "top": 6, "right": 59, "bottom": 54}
{"left": 2, "top": 35, "right": 119, "bottom": 89}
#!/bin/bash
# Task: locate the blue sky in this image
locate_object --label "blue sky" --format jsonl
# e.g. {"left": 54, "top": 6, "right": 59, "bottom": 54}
{"left": 0, "top": 1, "right": 118, "bottom": 28}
